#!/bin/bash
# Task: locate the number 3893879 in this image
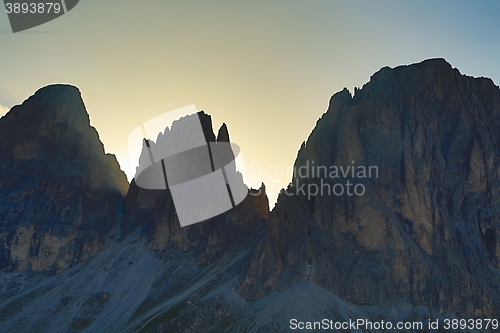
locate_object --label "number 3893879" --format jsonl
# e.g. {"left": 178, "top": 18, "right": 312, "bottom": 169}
{"left": 5, "top": 3, "right": 61, "bottom": 14}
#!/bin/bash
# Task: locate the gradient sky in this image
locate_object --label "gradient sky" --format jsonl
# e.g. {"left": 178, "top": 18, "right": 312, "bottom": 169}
{"left": 1, "top": 0, "right": 499, "bottom": 205}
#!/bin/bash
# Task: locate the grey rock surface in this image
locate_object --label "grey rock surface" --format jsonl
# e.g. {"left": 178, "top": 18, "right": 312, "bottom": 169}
{"left": 122, "top": 111, "right": 269, "bottom": 266}
{"left": 0, "top": 85, "right": 128, "bottom": 273}
{"left": 2, "top": 59, "right": 500, "bottom": 332}
{"left": 238, "top": 59, "right": 500, "bottom": 319}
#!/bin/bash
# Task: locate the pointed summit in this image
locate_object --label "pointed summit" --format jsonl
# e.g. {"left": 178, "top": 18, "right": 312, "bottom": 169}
{"left": 217, "top": 123, "right": 230, "bottom": 142}
{"left": 0, "top": 85, "right": 128, "bottom": 273}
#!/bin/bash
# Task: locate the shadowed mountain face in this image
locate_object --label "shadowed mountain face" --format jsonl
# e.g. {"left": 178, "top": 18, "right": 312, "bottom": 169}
{"left": 1, "top": 59, "right": 500, "bottom": 332}
{"left": 0, "top": 88, "right": 271, "bottom": 333}
{"left": 0, "top": 85, "right": 128, "bottom": 273}
{"left": 122, "top": 111, "right": 270, "bottom": 265}
{"left": 238, "top": 58, "right": 500, "bottom": 318}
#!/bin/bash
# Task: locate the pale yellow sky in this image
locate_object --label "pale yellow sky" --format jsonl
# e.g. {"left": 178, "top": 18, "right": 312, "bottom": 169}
{"left": 1, "top": 1, "right": 499, "bottom": 205}
{"left": 0, "top": 105, "right": 9, "bottom": 117}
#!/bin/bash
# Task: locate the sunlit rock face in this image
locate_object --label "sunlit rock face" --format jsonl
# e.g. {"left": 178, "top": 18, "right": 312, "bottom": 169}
{"left": 239, "top": 59, "right": 500, "bottom": 317}
{"left": 0, "top": 85, "right": 128, "bottom": 274}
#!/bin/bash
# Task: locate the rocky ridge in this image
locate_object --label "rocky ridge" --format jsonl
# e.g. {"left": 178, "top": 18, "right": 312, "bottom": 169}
{"left": 122, "top": 111, "right": 269, "bottom": 266}
{"left": 0, "top": 85, "right": 128, "bottom": 273}
{"left": 1, "top": 60, "right": 500, "bottom": 332}
{"left": 0, "top": 86, "right": 271, "bottom": 333}
{"left": 238, "top": 58, "right": 500, "bottom": 319}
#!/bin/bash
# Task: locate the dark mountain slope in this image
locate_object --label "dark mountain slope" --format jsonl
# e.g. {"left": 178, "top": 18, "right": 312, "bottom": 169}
{"left": 122, "top": 111, "right": 269, "bottom": 266}
{"left": 0, "top": 92, "right": 270, "bottom": 333}
{"left": 0, "top": 85, "right": 128, "bottom": 273}
{"left": 2, "top": 60, "right": 500, "bottom": 332}
{"left": 239, "top": 58, "right": 500, "bottom": 318}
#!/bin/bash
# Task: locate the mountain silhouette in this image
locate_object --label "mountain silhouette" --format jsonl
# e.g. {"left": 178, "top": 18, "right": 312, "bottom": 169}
{"left": 1, "top": 59, "right": 500, "bottom": 332}
{"left": 240, "top": 58, "right": 500, "bottom": 320}
{"left": 0, "top": 85, "right": 127, "bottom": 274}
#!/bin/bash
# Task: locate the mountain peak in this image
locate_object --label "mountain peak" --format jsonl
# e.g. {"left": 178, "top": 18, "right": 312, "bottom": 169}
{"left": 217, "top": 123, "right": 230, "bottom": 142}
{"left": 0, "top": 85, "right": 128, "bottom": 273}
{"left": 239, "top": 59, "right": 500, "bottom": 318}
{"left": 369, "top": 58, "right": 456, "bottom": 83}
{"left": 5, "top": 84, "right": 89, "bottom": 129}
{"left": 0, "top": 84, "right": 128, "bottom": 194}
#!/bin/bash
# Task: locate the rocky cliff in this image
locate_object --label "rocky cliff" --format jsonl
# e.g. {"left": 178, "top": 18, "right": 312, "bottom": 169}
{"left": 0, "top": 85, "right": 128, "bottom": 274}
{"left": 238, "top": 58, "right": 500, "bottom": 318}
{"left": 122, "top": 111, "right": 269, "bottom": 265}
{"left": 2, "top": 60, "right": 500, "bottom": 332}
{"left": 0, "top": 88, "right": 271, "bottom": 333}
